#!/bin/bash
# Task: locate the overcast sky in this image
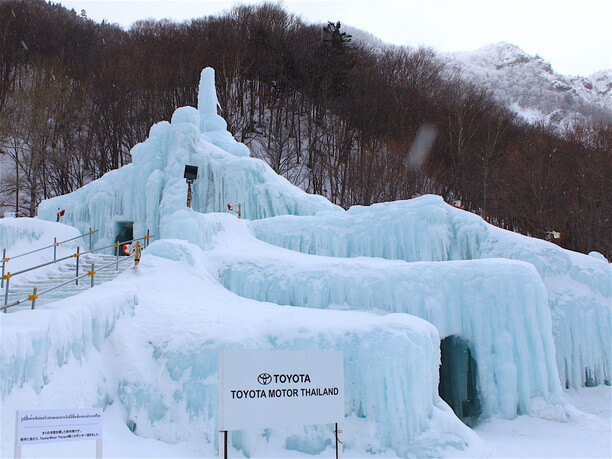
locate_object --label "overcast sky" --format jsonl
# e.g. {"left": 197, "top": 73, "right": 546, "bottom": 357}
{"left": 58, "top": 0, "right": 611, "bottom": 77}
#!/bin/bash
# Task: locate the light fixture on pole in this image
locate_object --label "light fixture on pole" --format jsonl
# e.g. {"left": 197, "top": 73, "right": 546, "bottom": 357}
{"left": 184, "top": 165, "right": 198, "bottom": 208}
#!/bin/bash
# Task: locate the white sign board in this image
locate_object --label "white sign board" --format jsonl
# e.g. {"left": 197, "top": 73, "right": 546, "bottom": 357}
{"left": 219, "top": 349, "right": 344, "bottom": 431}
{"left": 16, "top": 408, "right": 102, "bottom": 445}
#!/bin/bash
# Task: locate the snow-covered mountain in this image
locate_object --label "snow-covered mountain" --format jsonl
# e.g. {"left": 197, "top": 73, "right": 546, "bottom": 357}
{"left": 346, "top": 28, "right": 611, "bottom": 131}
{"left": 444, "top": 42, "right": 612, "bottom": 130}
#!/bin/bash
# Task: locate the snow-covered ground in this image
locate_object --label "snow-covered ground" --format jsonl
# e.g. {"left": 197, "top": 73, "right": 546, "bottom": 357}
{"left": 6, "top": 387, "right": 611, "bottom": 458}
{"left": 471, "top": 386, "right": 611, "bottom": 459}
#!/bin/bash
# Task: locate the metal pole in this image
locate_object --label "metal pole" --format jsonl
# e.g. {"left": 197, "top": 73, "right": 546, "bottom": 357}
{"left": 14, "top": 411, "right": 22, "bottom": 459}
{"left": 335, "top": 423, "right": 342, "bottom": 459}
{"left": 30, "top": 287, "right": 38, "bottom": 310}
{"left": 89, "top": 227, "right": 93, "bottom": 251}
{"left": 53, "top": 237, "right": 57, "bottom": 261}
{"left": 96, "top": 438, "right": 103, "bottom": 459}
{"left": 187, "top": 182, "right": 193, "bottom": 208}
{"left": 1, "top": 248, "right": 6, "bottom": 288}
{"left": 90, "top": 263, "right": 95, "bottom": 288}
{"left": 219, "top": 430, "right": 228, "bottom": 459}
{"left": 134, "top": 241, "right": 141, "bottom": 267}
{"left": 75, "top": 247, "right": 80, "bottom": 285}
{"left": 146, "top": 229, "right": 150, "bottom": 248}
{"left": 115, "top": 243, "right": 119, "bottom": 272}
{"left": 3, "top": 274, "right": 9, "bottom": 311}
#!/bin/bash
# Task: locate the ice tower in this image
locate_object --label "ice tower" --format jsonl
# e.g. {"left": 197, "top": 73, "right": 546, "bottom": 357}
{"left": 38, "top": 68, "right": 338, "bottom": 246}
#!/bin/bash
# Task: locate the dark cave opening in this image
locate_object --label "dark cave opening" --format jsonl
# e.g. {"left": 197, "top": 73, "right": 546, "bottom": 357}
{"left": 438, "top": 335, "right": 482, "bottom": 426}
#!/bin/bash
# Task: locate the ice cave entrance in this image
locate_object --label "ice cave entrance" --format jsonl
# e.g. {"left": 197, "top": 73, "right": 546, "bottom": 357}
{"left": 115, "top": 221, "right": 133, "bottom": 255}
{"left": 438, "top": 335, "right": 482, "bottom": 426}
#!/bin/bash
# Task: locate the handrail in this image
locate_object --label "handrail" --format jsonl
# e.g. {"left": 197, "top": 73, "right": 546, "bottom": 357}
{"left": 3, "top": 234, "right": 153, "bottom": 279}
{"left": 6, "top": 229, "right": 98, "bottom": 260}
{"left": 0, "top": 254, "right": 136, "bottom": 311}
{"left": 10, "top": 253, "right": 76, "bottom": 277}
{"left": 75, "top": 235, "right": 152, "bottom": 260}
{"left": 2, "top": 228, "right": 99, "bottom": 288}
{"left": 2, "top": 232, "right": 154, "bottom": 312}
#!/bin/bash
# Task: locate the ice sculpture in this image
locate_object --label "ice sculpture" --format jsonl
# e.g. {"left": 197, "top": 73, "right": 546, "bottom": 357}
{"left": 37, "top": 68, "right": 338, "bottom": 248}
{"left": 164, "top": 210, "right": 564, "bottom": 421}
{"left": 0, "top": 239, "right": 476, "bottom": 457}
{"left": 252, "top": 196, "right": 611, "bottom": 388}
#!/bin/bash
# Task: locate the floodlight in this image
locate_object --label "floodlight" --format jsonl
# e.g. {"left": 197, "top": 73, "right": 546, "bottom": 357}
{"left": 184, "top": 165, "right": 198, "bottom": 183}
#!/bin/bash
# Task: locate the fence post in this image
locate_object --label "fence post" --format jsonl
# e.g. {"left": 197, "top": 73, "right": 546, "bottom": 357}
{"left": 3, "top": 273, "right": 10, "bottom": 311}
{"left": 1, "top": 248, "right": 6, "bottom": 288}
{"left": 134, "top": 241, "right": 141, "bottom": 267}
{"left": 90, "top": 263, "right": 95, "bottom": 288}
{"left": 115, "top": 242, "right": 120, "bottom": 271}
{"left": 89, "top": 227, "right": 93, "bottom": 251}
{"left": 75, "top": 246, "right": 80, "bottom": 285}
{"left": 30, "top": 287, "right": 38, "bottom": 310}
{"left": 145, "top": 229, "right": 150, "bottom": 248}
{"left": 53, "top": 237, "right": 57, "bottom": 261}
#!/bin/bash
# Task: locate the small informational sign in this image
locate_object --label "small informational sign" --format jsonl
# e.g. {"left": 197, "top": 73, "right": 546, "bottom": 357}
{"left": 16, "top": 408, "right": 102, "bottom": 445}
{"left": 219, "top": 349, "right": 344, "bottom": 431}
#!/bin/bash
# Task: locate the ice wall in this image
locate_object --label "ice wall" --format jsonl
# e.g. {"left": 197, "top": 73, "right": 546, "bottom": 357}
{"left": 37, "top": 68, "right": 339, "bottom": 248}
{"left": 218, "top": 257, "right": 561, "bottom": 419}
{"left": 252, "top": 195, "right": 611, "bottom": 388}
{"left": 165, "top": 211, "right": 564, "bottom": 420}
{"left": 1, "top": 239, "right": 475, "bottom": 457}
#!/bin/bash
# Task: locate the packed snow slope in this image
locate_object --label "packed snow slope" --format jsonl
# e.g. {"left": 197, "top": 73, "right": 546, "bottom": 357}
{"left": 252, "top": 196, "right": 611, "bottom": 389}
{"left": 165, "top": 210, "right": 565, "bottom": 422}
{"left": 37, "top": 68, "right": 338, "bottom": 248}
{"left": 1, "top": 238, "right": 479, "bottom": 458}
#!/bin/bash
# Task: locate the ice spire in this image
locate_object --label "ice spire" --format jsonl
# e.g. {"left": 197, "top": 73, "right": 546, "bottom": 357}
{"left": 198, "top": 67, "right": 228, "bottom": 132}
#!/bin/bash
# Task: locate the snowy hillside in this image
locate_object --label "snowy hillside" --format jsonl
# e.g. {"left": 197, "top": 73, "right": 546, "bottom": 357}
{"left": 444, "top": 42, "right": 611, "bottom": 130}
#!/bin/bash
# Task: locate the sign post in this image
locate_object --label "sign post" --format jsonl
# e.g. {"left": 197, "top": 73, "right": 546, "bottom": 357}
{"left": 14, "top": 408, "right": 103, "bottom": 459}
{"left": 218, "top": 349, "right": 344, "bottom": 458}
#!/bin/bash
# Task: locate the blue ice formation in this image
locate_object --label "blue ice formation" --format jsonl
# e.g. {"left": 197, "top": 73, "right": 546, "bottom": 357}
{"left": 251, "top": 196, "right": 611, "bottom": 389}
{"left": 162, "top": 210, "right": 563, "bottom": 420}
{"left": 0, "top": 238, "right": 475, "bottom": 457}
{"left": 37, "top": 67, "right": 338, "bottom": 248}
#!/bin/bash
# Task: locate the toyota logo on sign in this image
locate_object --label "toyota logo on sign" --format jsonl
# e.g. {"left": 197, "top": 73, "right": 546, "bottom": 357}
{"left": 257, "top": 373, "right": 272, "bottom": 385}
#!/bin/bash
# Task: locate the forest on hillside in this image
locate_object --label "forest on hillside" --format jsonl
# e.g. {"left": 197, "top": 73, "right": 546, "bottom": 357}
{"left": 0, "top": 0, "right": 610, "bottom": 256}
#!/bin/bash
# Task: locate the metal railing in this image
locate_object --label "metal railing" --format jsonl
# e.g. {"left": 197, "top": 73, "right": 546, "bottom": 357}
{"left": 1, "top": 228, "right": 98, "bottom": 288}
{"left": 1, "top": 231, "right": 153, "bottom": 312}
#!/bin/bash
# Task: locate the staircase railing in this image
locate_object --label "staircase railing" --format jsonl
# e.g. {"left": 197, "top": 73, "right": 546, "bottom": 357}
{"left": 1, "top": 228, "right": 98, "bottom": 288}
{"left": 1, "top": 231, "right": 154, "bottom": 312}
